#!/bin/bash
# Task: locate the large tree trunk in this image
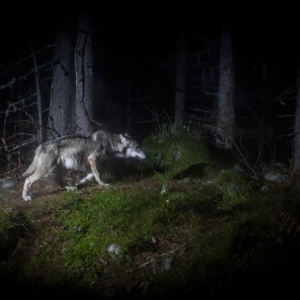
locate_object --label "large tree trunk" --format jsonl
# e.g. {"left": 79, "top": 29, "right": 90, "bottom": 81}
{"left": 31, "top": 42, "right": 43, "bottom": 143}
{"left": 215, "top": 19, "right": 235, "bottom": 149}
{"left": 48, "top": 15, "right": 75, "bottom": 139}
{"left": 293, "top": 55, "right": 300, "bottom": 172}
{"left": 175, "top": 27, "right": 188, "bottom": 131}
{"left": 126, "top": 55, "right": 133, "bottom": 134}
{"left": 75, "top": 9, "right": 94, "bottom": 135}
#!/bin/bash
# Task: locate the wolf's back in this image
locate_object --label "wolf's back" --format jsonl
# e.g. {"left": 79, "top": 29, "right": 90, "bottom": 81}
{"left": 22, "top": 144, "right": 44, "bottom": 178}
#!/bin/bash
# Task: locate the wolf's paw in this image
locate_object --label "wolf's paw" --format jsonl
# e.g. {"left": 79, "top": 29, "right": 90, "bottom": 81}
{"left": 23, "top": 195, "right": 32, "bottom": 201}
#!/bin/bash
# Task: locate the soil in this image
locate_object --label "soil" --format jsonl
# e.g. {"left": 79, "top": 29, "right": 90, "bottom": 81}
{"left": 5, "top": 176, "right": 69, "bottom": 210}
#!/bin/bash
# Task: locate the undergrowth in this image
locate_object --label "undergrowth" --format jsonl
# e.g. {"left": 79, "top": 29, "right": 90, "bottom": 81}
{"left": 1, "top": 127, "right": 300, "bottom": 298}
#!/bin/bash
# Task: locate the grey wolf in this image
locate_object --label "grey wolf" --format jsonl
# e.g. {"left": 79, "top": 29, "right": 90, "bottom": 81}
{"left": 22, "top": 130, "right": 146, "bottom": 201}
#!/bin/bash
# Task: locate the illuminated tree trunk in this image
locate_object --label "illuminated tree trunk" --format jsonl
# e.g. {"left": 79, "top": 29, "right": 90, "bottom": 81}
{"left": 175, "top": 27, "right": 188, "bottom": 131}
{"left": 48, "top": 15, "right": 75, "bottom": 138}
{"left": 215, "top": 19, "right": 235, "bottom": 149}
{"left": 31, "top": 42, "right": 43, "bottom": 143}
{"left": 75, "top": 9, "right": 94, "bottom": 135}
{"left": 293, "top": 55, "right": 300, "bottom": 172}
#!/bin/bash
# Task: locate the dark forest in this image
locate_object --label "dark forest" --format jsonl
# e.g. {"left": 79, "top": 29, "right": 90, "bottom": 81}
{"left": 2, "top": 6, "right": 300, "bottom": 299}
{"left": 0, "top": 7, "right": 299, "bottom": 175}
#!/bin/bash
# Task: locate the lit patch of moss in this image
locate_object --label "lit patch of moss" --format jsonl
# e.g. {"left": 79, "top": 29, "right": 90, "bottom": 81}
{"left": 143, "top": 133, "right": 213, "bottom": 176}
{"left": 3, "top": 143, "right": 300, "bottom": 297}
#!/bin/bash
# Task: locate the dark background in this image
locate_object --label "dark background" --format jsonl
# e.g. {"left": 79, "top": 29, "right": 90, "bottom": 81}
{"left": 0, "top": 5, "right": 299, "bottom": 165}
{"left": 1, "top": 6, "right": 297, "bottom": 59}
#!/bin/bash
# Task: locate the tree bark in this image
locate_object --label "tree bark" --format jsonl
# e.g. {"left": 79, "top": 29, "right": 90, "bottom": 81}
{"left": 75, "top": 9, "right": 94, "bottom": 135}
{"left": 175, "top": 27, "right": 188, "bottom": 131}
{"left": 293, "top": 55, "right": 300, "bottom": 172}
{"left": 215, "top": 19, "right": 235, "bottom": 149}
{"left": 48, "top": 15, "right": 75, "bottom": 138}
{"left": 31, "top": 42, "right": 43, "bottom": 143}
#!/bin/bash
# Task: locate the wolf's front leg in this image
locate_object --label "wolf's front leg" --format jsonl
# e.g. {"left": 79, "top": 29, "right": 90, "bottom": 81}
{"left": 77, "top": 173, "right": 94, "bottom": 186}
{"left": 87, "top": 155, "right": 109, "bottom": 186}
{"left": 76, "top": 172, "right": 108, "bottom": 187}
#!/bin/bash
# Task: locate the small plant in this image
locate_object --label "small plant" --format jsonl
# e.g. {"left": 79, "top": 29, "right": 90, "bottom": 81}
{"left": 151, "top": 122, "right": 178, "bottom": 143}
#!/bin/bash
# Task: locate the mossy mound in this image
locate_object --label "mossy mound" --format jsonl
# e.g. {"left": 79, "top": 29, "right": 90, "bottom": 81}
{"left": 142, "top": 133, "right": 213, "bottom": 176}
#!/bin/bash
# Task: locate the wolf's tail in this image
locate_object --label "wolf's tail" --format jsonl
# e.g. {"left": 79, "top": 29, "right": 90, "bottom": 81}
{"left": 22, "top": 145, "right": 42, "bottom": 178}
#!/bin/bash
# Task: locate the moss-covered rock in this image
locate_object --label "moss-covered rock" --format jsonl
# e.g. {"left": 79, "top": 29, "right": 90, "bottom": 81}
{"left": 143, "top": 133, "right": 213, "bottom": 176}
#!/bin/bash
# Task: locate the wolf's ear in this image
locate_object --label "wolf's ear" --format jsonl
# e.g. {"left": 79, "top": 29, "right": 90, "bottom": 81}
{"left": 119, "top": 134, "right": 127, "bottom": 144}
{"left": 124, "top": 133, "right": 131, "bottom": 138}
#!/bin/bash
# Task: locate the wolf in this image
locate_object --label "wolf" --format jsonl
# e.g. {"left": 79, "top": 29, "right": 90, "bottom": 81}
{"left": 22, "top": 130, "right": 146, "bottom": 201}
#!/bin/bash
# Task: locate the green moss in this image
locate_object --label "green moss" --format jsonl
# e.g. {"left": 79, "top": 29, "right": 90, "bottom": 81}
{"left": 143, "top": 133, "right": 213, "bottom": 176}
{"left": 1, "top": 125, "right": 300, "bottom": 297}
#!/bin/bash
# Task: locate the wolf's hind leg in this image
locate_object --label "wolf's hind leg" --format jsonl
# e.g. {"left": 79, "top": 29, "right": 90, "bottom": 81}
{"left": 22, "top": 172, "right": 42, "bottom": 201}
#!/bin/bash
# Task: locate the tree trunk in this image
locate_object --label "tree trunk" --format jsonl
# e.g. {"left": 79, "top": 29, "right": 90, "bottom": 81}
{"left": 31, "top": 42, "right": 43, "bottom": 143}
{"left": 215, "top": 19, "right": 235, "bottom": 149}
{"left": 75, "top": 9, "right": 94, "bottom": 135}
{"left": 175, "top": 27, "right": 188, "bottom": 131}
{"left": 293, "top": 55, "right": 300, "bottom": 172}
{"left": 48, "top": 15, "right": 75, "bottom": 138}
{"left": 126, "top": 55, "right": 133, "bottom": 134}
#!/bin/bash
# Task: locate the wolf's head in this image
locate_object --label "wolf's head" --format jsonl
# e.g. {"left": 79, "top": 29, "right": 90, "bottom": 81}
{"left": 117, "top": 134, "right": 146, "bottom": 160}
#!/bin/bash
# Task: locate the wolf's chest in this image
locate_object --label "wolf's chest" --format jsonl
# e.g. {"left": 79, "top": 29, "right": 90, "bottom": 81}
{"left": 61, "top": 156, "right": 82, "bottom": 169}
{"left": 59, "top": 150, "right": 88, "bottom": 171}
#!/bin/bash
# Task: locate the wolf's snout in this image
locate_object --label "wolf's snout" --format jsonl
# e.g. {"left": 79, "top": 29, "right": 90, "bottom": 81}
{"left": 126, "top": 147, "right": 146, "bottom": 159}
{"left": 137, "top": 152, "right": 146, "bottom": 159}
{"left": 132, "top": 152, "right": 146, "bottom": 160}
